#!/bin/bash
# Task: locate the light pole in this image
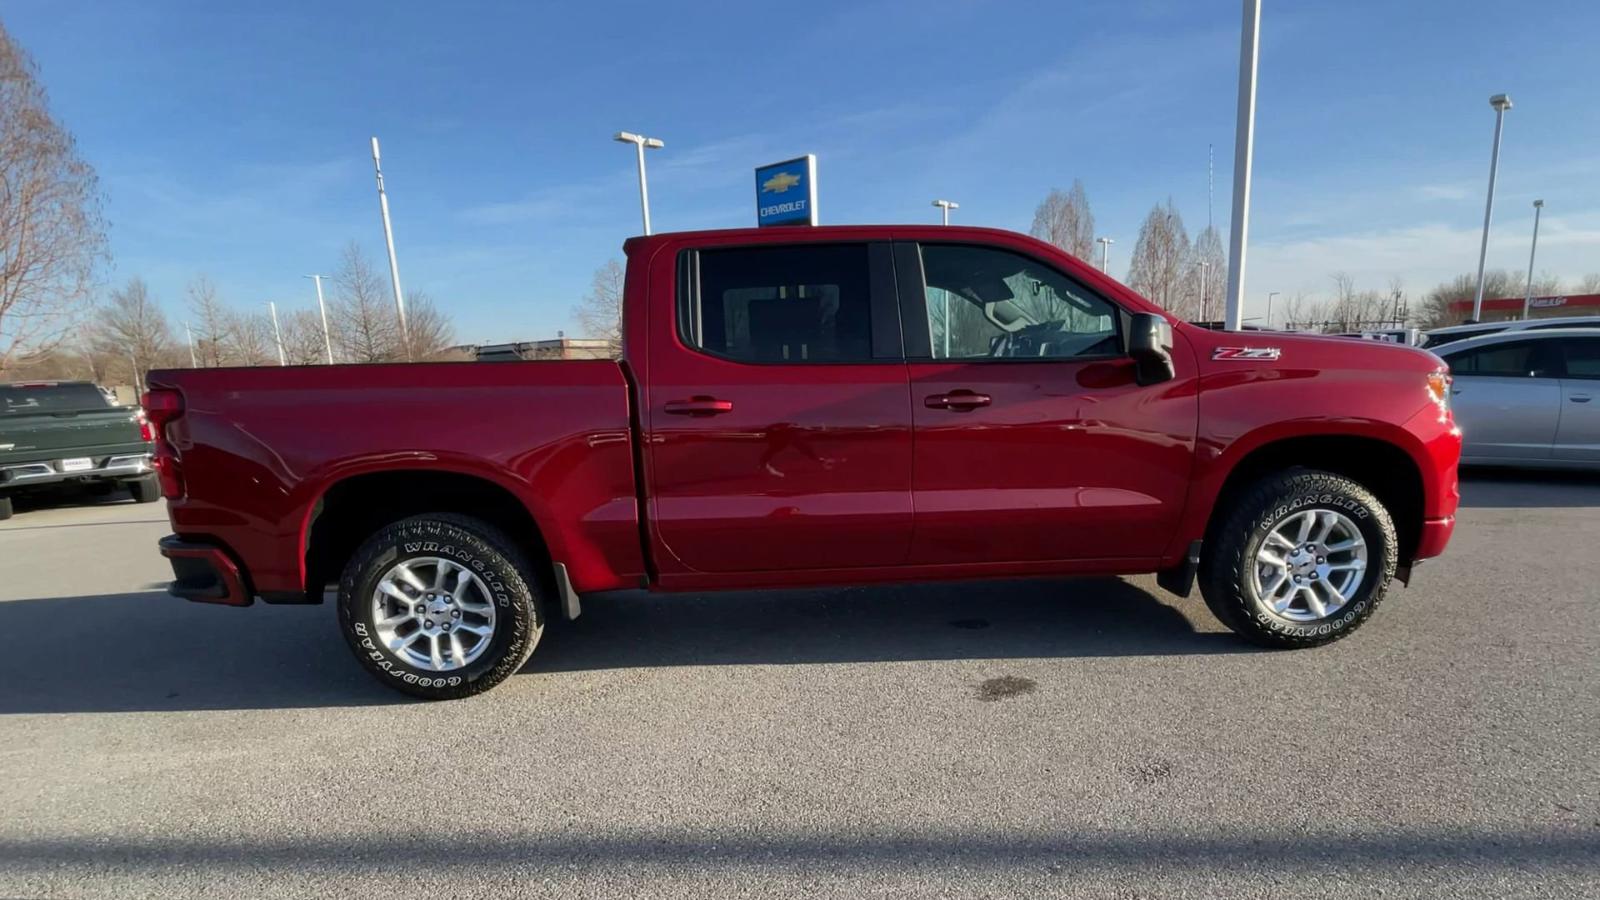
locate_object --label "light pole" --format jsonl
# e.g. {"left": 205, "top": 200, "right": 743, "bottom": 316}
{"left": 370, "top": 137, "right": 410, "bottom": 357}
{"left": 1096, "top": 236, "right": 1114, "bottom": 273}
{"left": 615, "top": 131, "right": 664, "bottom": 235}
{"left": 304, "top": 274, "right": 335, "bottom": 364}
{"left": 1267, "top": 291, "right": 1280, "bottom": 328}
{"left": 1522, "top": 199, "right": 1545, "bottom": 320}
{"left": 1223, "top": 0, "right": 1261, "bottom": 332}
{"left": 1472, "top": 94, "right": 1513, "bottom": 322}
{"left": 268, "top": 302, "right": 287, "bottom": 366}
{"left": 931, "top": 200, "right": 959, "bottom": 357}
{"left": 184, "top": 322, "right": 198, "bottom": 367}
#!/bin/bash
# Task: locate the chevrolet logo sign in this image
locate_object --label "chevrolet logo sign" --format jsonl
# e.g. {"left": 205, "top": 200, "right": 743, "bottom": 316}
{"left": 761, "top": 171, "right": 802, "bottom": 194}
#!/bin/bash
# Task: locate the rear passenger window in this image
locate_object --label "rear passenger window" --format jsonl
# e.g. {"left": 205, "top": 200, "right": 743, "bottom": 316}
{"left": 681, "top": 245, "right": 872, "bottom": 363}
{"left": 1560, "top": 338, "right": 1600, "bottom": 379}
{"left": 1445, "top": 341, "right": 1546, "bottom": 377}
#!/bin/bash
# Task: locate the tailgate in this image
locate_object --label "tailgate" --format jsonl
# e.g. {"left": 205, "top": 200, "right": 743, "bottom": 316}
{"left": 1, "top": 385, "right": 145, "bottom": 463}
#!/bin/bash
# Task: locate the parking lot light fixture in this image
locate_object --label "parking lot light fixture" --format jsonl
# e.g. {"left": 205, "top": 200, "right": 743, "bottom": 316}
{"left": 1472, "top": 93, "right": 1513, "bottom": 322}
{"left": 932, "top": 199, "right": 958, "bottom": 226}
{"left": 1096, "top": 236, "right": 1114, "bottom": 273}
{"left": 1522, "top": 199, "right": 1544, "bottom": 320}
{"left": 615, "top": 132, "right": 664, "bottom": 235}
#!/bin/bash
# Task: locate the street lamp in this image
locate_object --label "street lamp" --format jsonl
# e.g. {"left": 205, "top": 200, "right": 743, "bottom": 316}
{"left": 1222, "top": 0, "right": 1262, "bottom": 332}
{"left": 304, "top": 274, "right": 335, "bottom": 364}
{"left": 1198, "top": 262, "right": 1212, "bottom": 322}
{"left": 369, "top": 137, "right": 410, "bottom": 357}
{"left": 1471, "top": 93, "right": 1513, "bottom": 322}
{"left": 1096, "top": 236, "right": 1114, "bottom": 273}
{"left": 268, "top": 301, "right": 287, "bottom": 366}
{"left": 1522, "top": 199, "right": 1545, "bottom": 320}
{"left": 1267, "top": 291, "right": 1280, "bottom": 328}
{"left": 615, "top": 131, "right": 665, "bottom": 235}
{"left": 932, "top": 199, "right": 958, "bottom": 226}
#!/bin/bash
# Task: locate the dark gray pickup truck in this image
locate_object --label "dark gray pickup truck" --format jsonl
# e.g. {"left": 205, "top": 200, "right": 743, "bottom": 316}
{"left": 0, "top": 381, "right": 158, "bottom": 520}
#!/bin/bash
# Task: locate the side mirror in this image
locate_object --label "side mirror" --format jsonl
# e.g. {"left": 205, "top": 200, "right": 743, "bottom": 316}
{"left": 1127, "top": 313, "right": 1175, "bottom": 386}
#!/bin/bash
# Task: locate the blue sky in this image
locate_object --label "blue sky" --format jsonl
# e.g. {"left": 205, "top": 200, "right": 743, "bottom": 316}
{"left": 7, "top": 0, "right": 1600, "bottom": 342}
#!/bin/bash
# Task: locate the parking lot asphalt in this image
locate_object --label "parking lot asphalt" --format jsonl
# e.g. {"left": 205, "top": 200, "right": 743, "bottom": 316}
{"left": 1, "top": 474, "right": 1597, "bottom": 898}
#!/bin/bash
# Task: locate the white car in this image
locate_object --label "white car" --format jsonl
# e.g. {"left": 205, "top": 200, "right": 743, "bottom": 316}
{"left": 1421, "top": 315, "right": 1600, "bottom": 349}
{"left": 1432, "top": 329, "right": 1600, "bottom": 468}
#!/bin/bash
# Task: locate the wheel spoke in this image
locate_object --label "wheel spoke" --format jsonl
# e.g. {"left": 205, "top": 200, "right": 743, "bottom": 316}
{"left": 449, "top": 633, "right": 467, "bottom": 663}
{"left": 1328, "top": 561, "right": 1365, "bottom": 572}
{"left": 457, "top": 622, "right": 492, "bottom": 637}
{"left": 1295, "top": 511, "right": 1315, "bottom": 544}
{"left": 1265, "top": 532, "right": 1296, "bottom": 552}
{"left": 388, "top": 631, "right": 417, "bottom": 652}
{"left": 1325, "top": 537, "right": 1364, "bottom": 553}
{"left": 1312, "top": 511, "right": 1335, "bottom": 544}
{"left": 1302, "top": 585, "right": 1327, "bottom": 618}
{"left": 432, "top": 560, "right": 453, "bottom": 592}
{"left": 428, "top": 633, "right": 446, "bottom": 670}
{"left": 377, "top": 580, "right": 413, "bottom": 604}
{"left": 1258, "top": 551, "right": 1287, "bottom": 568}
{"left": 377, "top": 612, "right": 414, "bottom": 629}
{"left": 392, "top": 563, "right": 428, "bottom": 592}
{"left": 453, "top": 574, "right": 477, "bottom": 603}
{"left": 1261, "top": 571, "right": 1289, "bottom": 603}
{"left": 1323, "top": 578, "right": 1348, "bottom": 607}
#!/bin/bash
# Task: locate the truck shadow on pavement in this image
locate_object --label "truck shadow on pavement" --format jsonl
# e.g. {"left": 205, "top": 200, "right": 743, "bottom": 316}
{"left": 1, "top": 577, "right": 1235, "bottom": 714}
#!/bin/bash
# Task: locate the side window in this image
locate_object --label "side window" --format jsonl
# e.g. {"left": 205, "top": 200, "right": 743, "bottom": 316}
{"left": 680, "top": 244, "right": 872, "bottom": 363}
{"left": 1445, "top": 340, "right": 1550, "bottom": 377}
{"left": 1560, "top": 338, "right": 1600, "bottom": 379}
{"left": 919, "top": 244, "right": 1118, "bottom": 360}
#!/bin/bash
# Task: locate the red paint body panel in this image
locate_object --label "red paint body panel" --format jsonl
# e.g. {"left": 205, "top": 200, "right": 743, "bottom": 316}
{"left": 151, "top": 225, "right": 1459, "bottom": 605}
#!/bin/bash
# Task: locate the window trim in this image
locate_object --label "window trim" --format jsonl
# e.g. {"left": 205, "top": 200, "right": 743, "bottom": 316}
{"left": 673, "top": 241, "right": 903, "bottom": 366}
{"left": 895, "top": 240, "right": 1128, "bottom": 364}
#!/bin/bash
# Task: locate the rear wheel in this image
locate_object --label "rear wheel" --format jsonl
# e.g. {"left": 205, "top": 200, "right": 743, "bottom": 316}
{"left": 337, "top": 513, "right": 543, "bottom": 700}
{"left": 1199, "top": 469, "right": 1397, "bottom": 648}
{"left": 128, "top": 475, "right": 161, "bottom": 503}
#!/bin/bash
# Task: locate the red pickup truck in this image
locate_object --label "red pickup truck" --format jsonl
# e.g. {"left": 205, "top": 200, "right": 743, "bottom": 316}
{"left": 147, "top": 225, "right": 1460, "bottom": 699}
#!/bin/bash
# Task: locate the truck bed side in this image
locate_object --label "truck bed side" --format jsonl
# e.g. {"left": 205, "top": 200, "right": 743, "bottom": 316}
{"left": 149, "top": 360, "right": 643, "bottom": 599}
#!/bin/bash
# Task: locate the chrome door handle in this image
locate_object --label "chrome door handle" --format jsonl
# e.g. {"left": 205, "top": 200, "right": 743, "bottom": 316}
{"left": 924, "top": 390, "right": 992, "bottom": 411}
{"left": 664, "top": 397, "right": 734, "bottom": 416}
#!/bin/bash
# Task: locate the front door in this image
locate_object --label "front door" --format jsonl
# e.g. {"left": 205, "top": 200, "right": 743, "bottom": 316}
{"left": 897, "top": 241, "right": 1196, "bottom": 565}
{"left": 643, "top": 240, "right": 914, "bottom": 574}
{"left": 1445, "top": 339, "right": 1562, "bottom": 462}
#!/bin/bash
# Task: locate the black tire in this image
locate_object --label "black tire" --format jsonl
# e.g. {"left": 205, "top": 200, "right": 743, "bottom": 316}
{"left": 337, "top": 514, "right": 544, "bottom": 700}
{"left": 127, "top": 475, "right": 161, "bottom": 503}
{"left": 1198, "top": 468, "right": 1397, "bottom": 649}
{"left": 0, "top": 496, "right": 11, "bottom": 521}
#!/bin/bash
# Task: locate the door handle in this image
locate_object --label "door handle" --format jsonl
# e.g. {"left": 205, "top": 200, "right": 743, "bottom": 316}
{"left": 664, "top": 397, "right": 734, "bottom": 416}
{"left": 924, "top": 390, "right": 992, "bottom": 411}
{"left": 1572, "top": 395, "right": 1593, "bottom": 403}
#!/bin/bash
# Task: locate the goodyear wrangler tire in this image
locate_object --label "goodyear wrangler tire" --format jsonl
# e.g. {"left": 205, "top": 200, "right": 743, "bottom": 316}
{"left": 338, "top": 514, "right": 543, "bottom": 700}
{"left": 1198, "top": 469, "right": 1397, "bottom": 649}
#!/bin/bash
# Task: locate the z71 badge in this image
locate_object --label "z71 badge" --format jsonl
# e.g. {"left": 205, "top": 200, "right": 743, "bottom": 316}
{"left": 1212, "top": 347, "right": 1282, "bottom": 361}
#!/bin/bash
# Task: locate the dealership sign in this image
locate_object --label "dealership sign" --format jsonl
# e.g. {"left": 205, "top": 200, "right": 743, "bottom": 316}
{"left": 755, "top": 155, "right": 817, "bottom": 227}
{"left": 1530, "top": 296, "right": 1567, "bottom": 309}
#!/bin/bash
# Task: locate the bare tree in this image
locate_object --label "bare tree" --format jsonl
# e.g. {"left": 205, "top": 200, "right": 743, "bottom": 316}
{"left": 94, "top": 277, "right": 175, "bottom": 385}
{"left": 0, "top": 22, "right": 109, "bottom": 370}
{"left": 1188, "top": 225, "right": 1227, "bottom": 322}
{"left": 1418, "top": 269, "right": 1561, "bottom": 329}
{"left": 279, "top": 308, "right": 331, "bottom": 365}
{"left": 1127, "top": 199, "right": 1193, "bottom": 317}
{"left": 331, "top": 242, "right": 400, "bottom": 363}
{"left": 224, "top": 308, "right": 276, "bottom": 366}
{"left": 1028, "top": 181, "right": 1096, "bottom": 263}
{"left": 1580, "top": 273, "right": 1600, "bottom": 294}
{"left": 571, "top": 259, "right": 624, "bottom": 354}
{"left": 187, "top": 276, "right": 232, "bottom": 366}
{"left": 403, "top": 290, "right": 456, "bottom": 360}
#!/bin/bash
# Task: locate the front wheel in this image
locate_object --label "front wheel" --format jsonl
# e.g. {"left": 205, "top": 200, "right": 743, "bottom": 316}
{"left": 337, "top": 514, "right": 544, "bottom": 700}
{"left": 1199, "top": 469, "right": 1397, "bottom": 648}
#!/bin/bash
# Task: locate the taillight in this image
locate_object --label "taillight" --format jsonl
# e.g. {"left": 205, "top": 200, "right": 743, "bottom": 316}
{"left": 136, "top": 410, "right": 155, "bottom": 442}
{"left": 141, "top": 388, "right": 186, "bottom": 499}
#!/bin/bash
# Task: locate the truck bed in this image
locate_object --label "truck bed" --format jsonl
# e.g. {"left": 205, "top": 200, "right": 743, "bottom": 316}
{"left": 148, "top": 361, "right": 644, "bottom": 598}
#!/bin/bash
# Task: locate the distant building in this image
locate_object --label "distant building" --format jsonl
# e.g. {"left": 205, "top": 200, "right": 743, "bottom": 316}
{"left": 473, "top": 338, "right": 617, "bottom": 362}
{"left": 1446, "top": 293, "right": 1600, "bottom": 323}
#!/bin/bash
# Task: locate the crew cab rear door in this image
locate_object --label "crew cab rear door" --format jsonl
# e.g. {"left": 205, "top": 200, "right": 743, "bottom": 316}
{"left": 641, "top": 238, "right": 913, "bottom": 575}
{"left": 894, "top": 239, "right": 1196, "bottom": 564}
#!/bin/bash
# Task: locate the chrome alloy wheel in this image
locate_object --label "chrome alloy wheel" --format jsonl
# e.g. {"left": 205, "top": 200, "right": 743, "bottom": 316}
{"left": 1253, "top": 508, "right": 1368, "bottom": 622}
{"left": 370, "top": 557, "right": 497, "bottom": 671}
